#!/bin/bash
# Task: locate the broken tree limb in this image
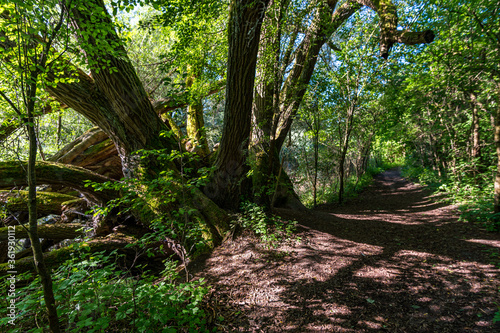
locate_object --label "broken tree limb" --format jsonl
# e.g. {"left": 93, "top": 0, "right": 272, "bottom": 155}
{"left": 48, "top": 127, "right": 123, "bottom": 179}
{"left": 352, "top": 0, "right": 435, "bottom": 58}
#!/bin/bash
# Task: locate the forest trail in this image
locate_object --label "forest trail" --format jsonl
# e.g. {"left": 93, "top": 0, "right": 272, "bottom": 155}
{"left": 192, "top": 169, "right": 500, "bottom": 332}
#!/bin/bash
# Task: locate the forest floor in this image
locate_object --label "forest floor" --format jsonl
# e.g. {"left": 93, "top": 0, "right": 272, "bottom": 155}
{"left": 190, "top": 169, "right": 500, "bottom": 332}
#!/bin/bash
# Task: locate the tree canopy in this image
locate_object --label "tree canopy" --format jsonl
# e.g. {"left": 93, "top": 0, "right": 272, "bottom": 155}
{"left": 1, "top": 0, "right": 499, "bottom": 331}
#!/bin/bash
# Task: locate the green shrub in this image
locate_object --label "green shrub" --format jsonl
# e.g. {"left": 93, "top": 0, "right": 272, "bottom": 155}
{"left": 0, "top": 248, "right": 209, "bottom": 332}
{"left": 236, "top": 201, "right": 299, "bottom": 248}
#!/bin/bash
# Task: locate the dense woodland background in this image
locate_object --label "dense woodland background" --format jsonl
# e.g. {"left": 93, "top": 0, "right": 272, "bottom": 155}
{"left": 0, "top": 0, "right": 499, "bottom": 331}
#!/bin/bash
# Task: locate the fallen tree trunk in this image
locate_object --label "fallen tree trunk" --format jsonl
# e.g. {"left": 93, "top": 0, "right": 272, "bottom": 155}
{"left": 0, "top": 190, "right": 82, "bottom": 216}
{"left": 0, "top": 233, "right": 136, "bottom": 277}
{"left": 0, "top": 161, "right": 120, "bottom": 203}
{"left": 49, "top": 127, "right": 123, "bottom": 179}
{"left": 0, "top": 223, "right": 86, "bottom": 241}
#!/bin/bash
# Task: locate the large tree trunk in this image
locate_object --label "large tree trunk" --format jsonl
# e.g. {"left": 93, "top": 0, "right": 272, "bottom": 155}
{"left": 210, "top": 0, "right": 270, "bottom": 210}
{"left": 42, "top": 0, "right": 230, "bottom": 244}
{"left": 55, "top": 0, "right": 177, "bottom": 177}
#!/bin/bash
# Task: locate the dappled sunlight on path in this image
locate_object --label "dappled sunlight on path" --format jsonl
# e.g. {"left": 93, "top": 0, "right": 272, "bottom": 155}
{"left": 192, "top": 169, "right": 500, "bottom": 332}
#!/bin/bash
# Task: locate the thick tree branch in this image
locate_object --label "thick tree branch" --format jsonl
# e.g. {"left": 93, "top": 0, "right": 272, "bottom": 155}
{"left": 152, "top": 79, "right": 226, "bottom": 115}
{"left": 353, "top": 0, "right": 434, "bottom": 58}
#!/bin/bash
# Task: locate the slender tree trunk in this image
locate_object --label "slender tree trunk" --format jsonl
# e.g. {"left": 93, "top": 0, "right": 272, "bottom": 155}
{"left": 494, "top": 82, "right": 500, "bottom": 214}
{"left": 26, "top": 78, "right": 60, "bottom": 333}
{"left": 338, "top": 150, "right": 346, "bottom": 205}
{"left": 339, "top": 106, "right": 355, "bottom": 204}
{"left": 313, "top": 141, "right": 319, "bottom": 208}
{"left": 471, "top": 104, "right": 481, "bottom": 160}
{"left": 312, "top": 113, "right": 320, "bottom": 208}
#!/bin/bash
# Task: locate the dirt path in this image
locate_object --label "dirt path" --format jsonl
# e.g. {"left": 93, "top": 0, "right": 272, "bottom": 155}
{"left": 192, "top": 169, "right": 500, "bottom": 332}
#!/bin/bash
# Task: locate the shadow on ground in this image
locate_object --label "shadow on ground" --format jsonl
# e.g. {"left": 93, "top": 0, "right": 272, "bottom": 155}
{"left": 191, "top": 169, "right": 500, "bottom": 332}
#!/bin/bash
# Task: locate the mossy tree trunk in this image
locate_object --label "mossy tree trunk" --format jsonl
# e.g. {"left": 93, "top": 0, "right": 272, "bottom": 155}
{"left": 186, "top": 68, "right": 210, "bottom": 157}
{"left": 0, "top": 190, "right": 82, "bottom": 219}
{"left": 0, "top": 161, "right": 119, "bottom": 204}
{"left": 38, "top": 0, "right": 230, "bottom": 243}
{"left": 0, "top": 223, "right": 85, "bottom": 242}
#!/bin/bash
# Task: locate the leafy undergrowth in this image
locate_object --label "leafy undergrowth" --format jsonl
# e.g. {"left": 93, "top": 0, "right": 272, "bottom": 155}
{"left": 235, "top": 201, "right": 301, "bottom": 248}
{"left": 0, "top": 248, "right": 209, "bottom": 333}
{"left": 401, "top": 163, "right": 500, "bottom": 232}
{"left": 1, "top": 201, "right": 302, "bottom": 333}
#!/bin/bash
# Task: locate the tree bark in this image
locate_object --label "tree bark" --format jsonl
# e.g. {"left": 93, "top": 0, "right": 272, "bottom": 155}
{"left": 210, "top": 0, "right": 270, "bottom": 209}
{"left": 50, "top": 0, "right": 178, "bottom": 177}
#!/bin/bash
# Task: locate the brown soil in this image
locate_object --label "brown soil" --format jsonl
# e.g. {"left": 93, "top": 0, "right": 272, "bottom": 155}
{"left": 191, "top": 169, "right": 500, "bottom": 332}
